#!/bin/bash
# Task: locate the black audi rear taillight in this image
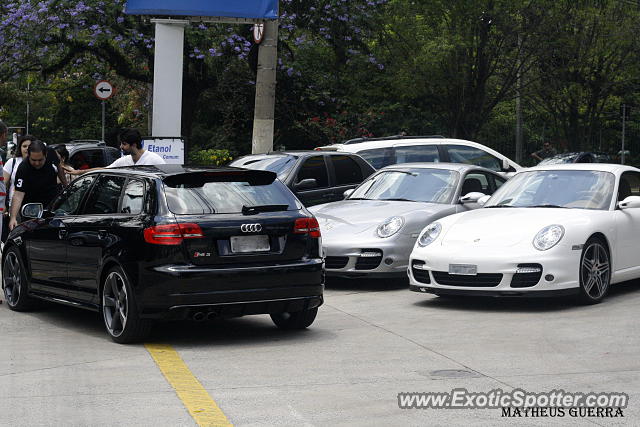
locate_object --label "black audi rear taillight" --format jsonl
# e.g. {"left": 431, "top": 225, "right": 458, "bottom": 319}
{"left": 294, "top": 217, "right": 321, "bottom": 238}
{"left": 144, "top": 223, "right": 204, "bottom": 245}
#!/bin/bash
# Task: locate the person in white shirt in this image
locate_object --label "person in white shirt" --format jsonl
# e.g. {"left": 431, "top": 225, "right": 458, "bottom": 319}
{"left": 3, "top": 135, "right": 33, "bottom": 212}
{"left": 72, "top": 129, "right": 165, "bottom": 176}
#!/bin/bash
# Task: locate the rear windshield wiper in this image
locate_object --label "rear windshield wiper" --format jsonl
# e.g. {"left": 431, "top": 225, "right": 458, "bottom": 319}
{"left": 242, "top": 204, "right": 289, "bottom": 215}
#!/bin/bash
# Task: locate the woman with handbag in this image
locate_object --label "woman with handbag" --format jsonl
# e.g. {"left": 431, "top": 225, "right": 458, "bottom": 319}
{"left": 2, "top": 135, "right": 33, "bottom": 242}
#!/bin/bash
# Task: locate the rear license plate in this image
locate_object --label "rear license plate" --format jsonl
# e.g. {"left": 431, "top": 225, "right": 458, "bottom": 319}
{"left": 448, "top": 264, "right": 477, "bottom": 275}
{"left": 230, "top": 235, "right": 270, "bottom": 253}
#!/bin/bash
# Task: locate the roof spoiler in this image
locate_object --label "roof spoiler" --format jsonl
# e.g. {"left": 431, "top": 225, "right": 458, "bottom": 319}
{"left": 163, "top": 168, "right": 277, "bottom": 187}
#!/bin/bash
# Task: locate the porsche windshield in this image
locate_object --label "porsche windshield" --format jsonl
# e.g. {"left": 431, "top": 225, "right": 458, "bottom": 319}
{"left": 485, "top": 170, "right": 615, "bottom": 210}
{"left": 349, "top": 169, "right": 459, "bottom": 203}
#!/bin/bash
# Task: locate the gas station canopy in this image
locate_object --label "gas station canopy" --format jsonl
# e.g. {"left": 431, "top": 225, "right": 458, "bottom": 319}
{"left": 125, "top": 0, "right": 279, "bottom": 19}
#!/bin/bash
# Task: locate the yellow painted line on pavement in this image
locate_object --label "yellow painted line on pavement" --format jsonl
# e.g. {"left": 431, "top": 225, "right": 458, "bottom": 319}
{"left": 145, "top": 343, "right": 233, "bottom": 427}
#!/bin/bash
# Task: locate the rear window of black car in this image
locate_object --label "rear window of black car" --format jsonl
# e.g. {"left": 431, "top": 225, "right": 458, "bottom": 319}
{"left": 163, "top": 174, "right": 299, "bottom": 215}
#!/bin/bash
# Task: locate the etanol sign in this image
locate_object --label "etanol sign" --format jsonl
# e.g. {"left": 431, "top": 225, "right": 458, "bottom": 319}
{"left": 143, "top": 138, "right": 184, "bottom": 164}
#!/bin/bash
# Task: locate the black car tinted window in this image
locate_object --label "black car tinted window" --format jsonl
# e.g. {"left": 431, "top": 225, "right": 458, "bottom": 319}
{"left": 83, "top": 175, "right": 126, "bottom": 214}
{"left": 105, "top": 147, "right": 122, "bottom": 165}
{"left": 296, "top": 156, "right": 328, "bottom": 188}
{"left": 330, "top": 155, "right": 363, "bottom": 185}
{"left": 70, "top": 149, "right": 104, "bottom": 170}
{"left": 164, "top": 177, "right": 297, "bottom": 215}
{"left": 121, "top": 179, "right": 145, "bottom": 214}
{"left": 51, "top": 175, "right": 96, "bottom": 215}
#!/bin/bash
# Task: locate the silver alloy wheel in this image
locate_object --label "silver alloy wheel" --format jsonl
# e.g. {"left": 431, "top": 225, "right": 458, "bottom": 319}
{"left": 3, "top": 252, "right": 21, "bottom": 306}
{"left": 102, "top": 271, "right": 129, "bottom": 338}
{"left": 580, "top": 241, "right": 610, "bottom": 300}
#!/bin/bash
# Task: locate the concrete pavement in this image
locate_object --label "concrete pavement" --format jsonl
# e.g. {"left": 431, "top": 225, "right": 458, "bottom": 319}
{"left": 1, "top": 278, "right": 638, "bottom": 425}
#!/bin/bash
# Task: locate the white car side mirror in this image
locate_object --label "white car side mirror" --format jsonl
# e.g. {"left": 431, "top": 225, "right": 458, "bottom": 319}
{"left": 477, "top": 195, "right": 491, "bottom": 206}
{"left": 460, "top": 192, "right": 486, "bottom": 204}
{"left": 343, "top": 189, "right": 355, "bottom": 199}
{"left": 618, "top": 195, "right": 640, "bottom": 209}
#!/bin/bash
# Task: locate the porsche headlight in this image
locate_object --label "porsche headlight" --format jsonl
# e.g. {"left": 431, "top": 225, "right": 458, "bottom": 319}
{"left": 418, "top": 222, "right": 442, "bottom": 247}
{"left": 376, "top": 216, "right": 404, "bottom": 238}
{"left": 533, "top": 225, "right": 565, "bottom": 251}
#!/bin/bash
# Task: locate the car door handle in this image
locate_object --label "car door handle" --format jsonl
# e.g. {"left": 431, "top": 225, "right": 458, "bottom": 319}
{"left": 322, "top": 193, "right": 335, "bottom": 198}
{"left": 98, "top": 230, "right": 107, "bottom": 239}
{"left": 58, "top": 229, "right": 68, "bottom": 239}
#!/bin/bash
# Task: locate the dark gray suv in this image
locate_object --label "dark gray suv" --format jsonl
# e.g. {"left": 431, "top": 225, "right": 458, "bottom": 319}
{"left": 230, "top": 151, "right": 375, "bottom": 206}
{"left": 50, "top": 140, "right": 121, "bottom": 170}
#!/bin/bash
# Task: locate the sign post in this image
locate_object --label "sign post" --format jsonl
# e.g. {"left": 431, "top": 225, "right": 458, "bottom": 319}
{"left": 251, "top": 20, "right": 278, "bottom": 154}
{"left": 93, "top": 80, "right": 115, "bottom": 142}
{"left": 125, "top": 0, "right": 280, "bottom": 155}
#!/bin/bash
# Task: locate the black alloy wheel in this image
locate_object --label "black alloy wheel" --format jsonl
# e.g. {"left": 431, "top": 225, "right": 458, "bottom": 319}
{"left": 270, "top": 307, "right": 318, "bottom": 330}
{"left": 2, "top": 246, "right": 35, "bottom": 311}
{"left": 578, "top": 237, "right": 611, "bottom": 304}
{"left": 101, "top": 266, "right": 152, "bottom": 344}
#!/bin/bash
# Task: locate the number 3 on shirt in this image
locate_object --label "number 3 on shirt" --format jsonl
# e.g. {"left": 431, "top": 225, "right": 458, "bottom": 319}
{"left": 16, "top": 179, "right": 23, "bottom": 188}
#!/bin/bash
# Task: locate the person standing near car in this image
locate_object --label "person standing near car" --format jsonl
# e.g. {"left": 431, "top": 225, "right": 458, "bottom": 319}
{"left": 9, "top": 140, "right": 67, "bottom": 231}
{"left": 4, "top": 135, "right": 34, "bottom": 212}
{"left": 531, "top": 141, "right": 557, "bottom": 163}
{"left": 72, "top": 129, "right": 165, "bottom": 176}
{"left": 53, "top": 145, "right": 76, "bottom": 191}
{"left": 0, "top": 120, "right": 5, "bottom": 303}
{"left": 2, "top": 134, "right": 33, "bottom": 242}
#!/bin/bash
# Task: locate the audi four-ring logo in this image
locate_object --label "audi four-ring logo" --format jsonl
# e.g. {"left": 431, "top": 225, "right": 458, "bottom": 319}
{"left": 240, "top": 223, "right": 262, "bottom": 233}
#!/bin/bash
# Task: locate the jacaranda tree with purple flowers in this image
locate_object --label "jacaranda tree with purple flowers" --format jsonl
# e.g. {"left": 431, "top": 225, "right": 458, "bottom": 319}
{"left": 0, "top": 0, "right": 390, "bottom": 150}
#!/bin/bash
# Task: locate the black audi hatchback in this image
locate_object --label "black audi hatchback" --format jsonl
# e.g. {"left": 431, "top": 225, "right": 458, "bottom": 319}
{"left": 2, "top": 165, "right": 324, "bottom": 343}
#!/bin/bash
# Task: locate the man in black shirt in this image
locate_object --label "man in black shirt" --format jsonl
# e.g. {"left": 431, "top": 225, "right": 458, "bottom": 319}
{"left": 9, "top": 140, "right": 68, "bottom": 230}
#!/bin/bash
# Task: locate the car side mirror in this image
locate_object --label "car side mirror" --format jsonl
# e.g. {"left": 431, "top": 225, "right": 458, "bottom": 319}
{"left": 477, "top": 195, "right": 491, "bottom": 206}
{"left": 459, "top": 192, "right": 487, "bottom": 204}
{"left": 502, "top": 158, "right": 510, "bottom": 171}
{"left": 618, "top": 196, "right": 640, "bottom": 209}
{"left": 343, "top": 189, "right": 355, "bottom": 199}
{"left": 21, "top": 203, "right": 43, "bottom": 219}
{"left": 295, "top": 178, "right": 317, "bottom": 191}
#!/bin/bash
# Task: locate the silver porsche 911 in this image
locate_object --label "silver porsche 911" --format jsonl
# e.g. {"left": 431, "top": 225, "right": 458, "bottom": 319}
{"left": 309, "top": 163, "right": 508, "bottom": 278}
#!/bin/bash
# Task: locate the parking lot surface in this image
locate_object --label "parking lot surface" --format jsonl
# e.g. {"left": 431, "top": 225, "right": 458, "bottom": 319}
{"left": 1, "top": 278, "right": 639, "bottom": 426}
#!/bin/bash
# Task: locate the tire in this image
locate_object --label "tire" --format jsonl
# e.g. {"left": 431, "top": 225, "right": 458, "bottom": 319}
{"left": 101, "top": 266, "right": 152, "bottom": 344}
{"left": 270, "top": 307, "right": 318, "bottom": 330}
{"left": 2, "top": 246, "right": 36, "bottom": 311}
{"left": 577, "top": 237, "right": 611, "bottom": 304}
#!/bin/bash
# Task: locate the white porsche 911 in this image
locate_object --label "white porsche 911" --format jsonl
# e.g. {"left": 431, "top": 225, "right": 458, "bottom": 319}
{"left": 408, "top": 164, "right": 640, "bottom": 303}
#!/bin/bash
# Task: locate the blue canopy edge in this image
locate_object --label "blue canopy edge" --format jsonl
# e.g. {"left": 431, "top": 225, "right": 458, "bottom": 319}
{"left": 125, "top": 0, "right": 278, "bottom": 19}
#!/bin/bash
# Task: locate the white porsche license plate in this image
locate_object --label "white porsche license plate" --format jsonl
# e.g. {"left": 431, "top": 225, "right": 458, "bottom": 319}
{"left": 448, "top": 264, "right": 478, "bottom": 275}
{"left": 230, "top": 235, "right": 270, "bottom": 253}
